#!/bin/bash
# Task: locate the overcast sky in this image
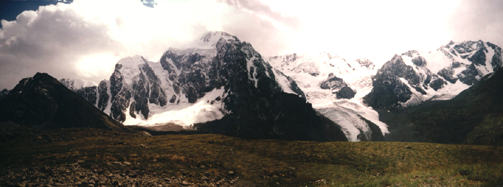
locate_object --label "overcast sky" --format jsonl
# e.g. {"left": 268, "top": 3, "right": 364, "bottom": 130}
{"left": 0, "top": 0, "right": 502, "bottom": 89}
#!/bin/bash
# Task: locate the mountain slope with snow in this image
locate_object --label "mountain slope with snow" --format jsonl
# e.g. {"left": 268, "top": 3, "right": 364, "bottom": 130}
{"left": 379, "top": 68, "right": 503, "bottom": 144}
{"left": 365, "top": 40, "right": 502, "bottom": 111}
{"left": 62, "top": 32, "right": 346, "bottom": 141}
{"left": 268, "top": 40, "right": 503, "bottom": 141}
{"left": 268, "top": 53, "right": 387, "bottom": 141}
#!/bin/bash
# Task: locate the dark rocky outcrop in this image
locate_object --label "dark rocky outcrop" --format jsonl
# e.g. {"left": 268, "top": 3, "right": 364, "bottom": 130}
{"left": 97, "top": 80, "right": 109, "bottom": 111}
{"left": 364, "top": 55, "right": 418, "bottom": 110}
{"left": 320, "top": 74, "right": 356, "bottom": 99}
{"left": 0, "top": 73, "right": 123, "bottom": 130}
{"left": 336, "top": 86, "right": 356, "bottom": 99}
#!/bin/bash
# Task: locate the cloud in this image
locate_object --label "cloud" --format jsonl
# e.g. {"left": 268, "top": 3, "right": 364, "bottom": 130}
{"left": 1, "top": 0, "right": 503, "bottom": 89}
{"left": 221, "top": 0, "right": 300, "bottom": 28}
{"left": 0, "top": 0, "right": 290, "bottom": 89}
{"left": 0, "top": 1, "right": 204, "bottom": 88}
{"left": 0, "top": 4, "right": 122, "bottom": 89}
{"left": 449, "top": 0, "right": 503, "bottom": 44}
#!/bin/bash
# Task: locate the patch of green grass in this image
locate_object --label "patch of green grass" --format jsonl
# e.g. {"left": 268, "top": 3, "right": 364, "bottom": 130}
{"left": 1, "top": 128, "right": 502, "bottom": 186}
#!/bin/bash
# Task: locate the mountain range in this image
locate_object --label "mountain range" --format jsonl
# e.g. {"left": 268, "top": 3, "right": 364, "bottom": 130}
{"left": 1, "top": 31, "right": 502, "bottom": 144}
{"left": 269, "top": 40, "right": 502, "bottom": 142}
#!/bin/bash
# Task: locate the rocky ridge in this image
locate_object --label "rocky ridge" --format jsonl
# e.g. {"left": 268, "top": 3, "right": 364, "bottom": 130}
{"left": 365, "top": 40, "right": 503, "bottom": 111}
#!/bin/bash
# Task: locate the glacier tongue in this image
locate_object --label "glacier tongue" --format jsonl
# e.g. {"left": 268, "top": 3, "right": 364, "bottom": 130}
{"left": 269, "top": 52, "right": 388, "bottom": 141}
{"left": 123, "top": 87, "right": 227, "bottom": 127}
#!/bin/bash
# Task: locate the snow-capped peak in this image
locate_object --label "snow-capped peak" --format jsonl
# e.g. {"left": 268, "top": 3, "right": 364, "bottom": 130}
{"left": 199, "top": 31, "right": 239, "bottom": 47}
{"left": 116, "top": 55, "right": 147, "bottom": 69}
{"left": 114, "top": 55, "right": 150, "bottom": 86}
{"left": 64, "top": 31, "right": 305, "bottom": 130}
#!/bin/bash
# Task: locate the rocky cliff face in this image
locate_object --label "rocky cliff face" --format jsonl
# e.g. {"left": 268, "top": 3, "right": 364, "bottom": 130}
{"left": 365, "top": 40, "right": 503, "bottom": 111}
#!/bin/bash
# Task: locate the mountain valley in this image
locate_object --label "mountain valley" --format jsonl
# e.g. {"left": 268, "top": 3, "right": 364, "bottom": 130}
{"left": 1, "top": 32, "right": 503, "bottom": 186}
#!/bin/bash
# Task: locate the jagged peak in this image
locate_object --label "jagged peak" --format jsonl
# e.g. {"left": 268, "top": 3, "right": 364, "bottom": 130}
{"left": 199, "top": 31, "right": 239, "bottom": 47}
{"left": 160, "top": 32, "right": 240, "bottom": 61}
{"left": 11, "top": 72, "right": 62, "bottom": 94}
{"left": 401, "top": 50, "right": 420, "bottom": 57}
{"left": 390, "top": 54, "right": 404, "bottom": 62}
{"left": 452, "top": 40, "right": 486, "bottom": 53}
{"left": 33, "top": 72, "right": 52, "bottom": 80}
{"left": 112, "top": 55, "right": 152, "bottom": 87}
{"left": 115, "top": 55, "right": 147, "bottom": 69}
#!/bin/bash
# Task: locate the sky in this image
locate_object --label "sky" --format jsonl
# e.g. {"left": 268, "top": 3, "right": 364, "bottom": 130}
{"left": 0, "top": 0, "right": 503, "bottom": 89}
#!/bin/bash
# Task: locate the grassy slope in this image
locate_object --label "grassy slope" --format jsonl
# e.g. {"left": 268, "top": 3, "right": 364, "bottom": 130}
{"left": 1, "top": 128, "right": 502, "bottom": 186}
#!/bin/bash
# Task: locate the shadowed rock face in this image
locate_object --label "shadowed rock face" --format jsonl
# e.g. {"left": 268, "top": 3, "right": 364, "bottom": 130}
{"left": 129, "top": 62, "right": 167, "bottom": 119}
{"left": 0, "top": 89, "right": 8, "bottom": 101}
{"left": 336, "top": 86, "right": 356, "bottom": 99}
{"left": 0, "top": 73, "right": 123, "bottom": 130}
{"left": 320, "top": 75, "right": 345, "bottom": 90}
{"left": 364, "top": 55, "right": 417, "bottom": 110}
{"left": 109, "top": 64, "right": 131, "bottom": 122}
{"left": 76, "top": 86, "right": 97, "bottom": 105}
{"left": 97, "top": 80, "right": 108, "bottom": 111}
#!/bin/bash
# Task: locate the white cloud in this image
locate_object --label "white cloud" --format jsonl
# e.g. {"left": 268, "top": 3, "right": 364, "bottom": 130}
{"left": 0, "top": 3, "right": 123, "bottom": 89}
{"left": 229, "top": 0, "right": 462, "bottom": 63}
{"left": 1, "top": 0, "right": 503, "bottom": 89}
{"left": 0, "top": 0, "right": 237, "bottom": 89}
